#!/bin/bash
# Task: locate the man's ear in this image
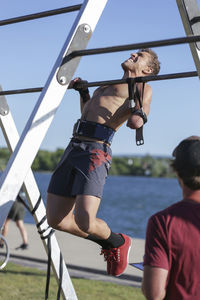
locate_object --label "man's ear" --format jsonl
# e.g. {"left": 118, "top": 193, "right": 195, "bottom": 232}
{"left": 177, "top": 176, "right": 184, "bottom": 188}
{"left": 143, "top": 66, "right": 153, "bottom": 75}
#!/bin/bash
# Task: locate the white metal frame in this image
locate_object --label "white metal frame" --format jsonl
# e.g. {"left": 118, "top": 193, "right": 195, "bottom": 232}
{"left": 177, "top": 0, "right": 200, "bottom": 77}
{"left": 0, "top": 96, "right": 78, "bottom": 299}
{"left": 0, "top": 0, "right": 107, "bottom": 227}
{"left": 0, "top": 0, "right": 108, "bottom": 299}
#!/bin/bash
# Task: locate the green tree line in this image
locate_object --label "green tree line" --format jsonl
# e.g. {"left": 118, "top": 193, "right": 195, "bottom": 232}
{"left": 0, "top": 147, "right": 175, "bottom": 178}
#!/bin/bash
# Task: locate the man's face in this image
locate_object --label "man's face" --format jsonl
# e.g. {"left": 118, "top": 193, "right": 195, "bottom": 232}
{"left": 121, "top": 51, "right": 152, "bottom": 75}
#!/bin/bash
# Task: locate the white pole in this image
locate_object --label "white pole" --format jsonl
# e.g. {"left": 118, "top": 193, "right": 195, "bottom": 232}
{"left": 0, "top": 0, "right": 108, "bottom": 229}
{"left": 177, "top": 0, "right": 200, "bottom": 77}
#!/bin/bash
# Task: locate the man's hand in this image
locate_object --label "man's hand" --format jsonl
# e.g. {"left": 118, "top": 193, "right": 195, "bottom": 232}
{"left": 68, "top": 77, "right": 82, "bottom": 89}
{"left": 69, "top": 77, "right": 90, "bottom": 103}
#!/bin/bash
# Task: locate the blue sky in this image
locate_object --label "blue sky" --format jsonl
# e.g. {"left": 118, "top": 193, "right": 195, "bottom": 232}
{"left": 0, "top": 0, "right": 200, "bottom": 156}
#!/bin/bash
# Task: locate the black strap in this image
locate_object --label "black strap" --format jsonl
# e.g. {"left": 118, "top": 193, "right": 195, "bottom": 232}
{"left": 57, "top": 253, "right": 63, "bottom": 300}
{"left": 45, "top": 237, "right": 51, "bottom": 300}
{"left": 42, "top": 231, "right": 61, "bottom": 300}
{"left": 28, "top": 194, "right": 59, "bottom": 300}
{"left": 40, "top": 229, "right": 55, "bottom": 240}
{"left": 31, "top": 195, "right": 42, "bottom": 215}
{"left": 18, "top": 191, "right": 61, "bottom": 300}
{"left": 18, "top": 193, "right": 42, "bottom": 217}
{"left": 38, "top": 226, "right": 51, "bottom": 235}
{"left": 135, "top": 83, "right": 146, "bottom": 146}
{"left": 135, "top": 127, "right": 144, "bottom": 146}
{"left": 17, "top": 194, "right": 32, "bottom": 213}
{"left": 127, "top": 77, "right": 136, "bottom": 113}
{"left": 127, "top": 78, "right": 147, "bottom": 146}
{"left": 135, "top": 83, "right": 145, "bottom": 109}
{"left": 36, "top": 216, "right": 47, "bottom": 228}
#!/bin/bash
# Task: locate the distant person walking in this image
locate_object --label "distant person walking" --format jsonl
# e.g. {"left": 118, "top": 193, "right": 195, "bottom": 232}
{"left": 0, "top": 192, "right": 28, "bottom": 250}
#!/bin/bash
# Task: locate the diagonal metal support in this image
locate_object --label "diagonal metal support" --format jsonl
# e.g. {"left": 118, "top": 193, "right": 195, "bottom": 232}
{"left": 177, "top": 0, "right": 200, "bottom": 77}
{"left": 0, "top": 0, "right": 108, "bottom": 229}
{"left": 0, "top": 88, "right": 77, "bottom": 299}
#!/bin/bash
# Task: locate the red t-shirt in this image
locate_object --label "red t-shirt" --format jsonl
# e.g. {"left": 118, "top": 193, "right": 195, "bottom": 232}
{"left": 144, "top": 200, "right": 200, "bottom": 300}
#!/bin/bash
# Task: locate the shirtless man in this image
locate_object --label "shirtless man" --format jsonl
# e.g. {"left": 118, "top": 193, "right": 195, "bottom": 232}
{"left": 46, "top": 48, "right": 160, "bottom": 276}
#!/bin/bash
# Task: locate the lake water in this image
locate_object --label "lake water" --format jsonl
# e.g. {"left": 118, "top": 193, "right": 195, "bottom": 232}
{"left": 24, "top": 172, "right": 182, "bottom": 239}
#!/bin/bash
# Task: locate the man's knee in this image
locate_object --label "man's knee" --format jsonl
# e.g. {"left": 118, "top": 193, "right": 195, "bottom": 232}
{"left": 46, "top": 214, "right": 59, "bottom": 229}
{"left": 46, "top": 205, "right": 57, "bottom": 229}
{"left": 46, "top": 213, "right": 67, "bottom": 231}
{"left": 47, "top": 208, "right": 76, "bottom": 234}
{"left": 47, "top": 215, "right": 70, "bottom": 232}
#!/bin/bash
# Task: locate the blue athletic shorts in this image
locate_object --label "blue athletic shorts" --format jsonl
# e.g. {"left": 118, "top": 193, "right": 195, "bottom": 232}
{"left": 8, "top": 200, "right": 25, "bottom": 221}
{"left": 47, "top": 138, "right": 112, "bottom": 198}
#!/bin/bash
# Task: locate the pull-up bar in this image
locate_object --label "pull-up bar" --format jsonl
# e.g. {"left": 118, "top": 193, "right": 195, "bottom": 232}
{"left": 64, "top": 35, "right": 200, "bottom": 60}
{"left": 74, "top": 71, "right": 198, "bottom": 87}
{"left": 0, "top": 71, "right": 198, "bottom": 96}
{"left": 0, "top": 5, "right": 82, "bottom": 26}
{"left": 0, "top": 87, "right": 43, "bottom": 96}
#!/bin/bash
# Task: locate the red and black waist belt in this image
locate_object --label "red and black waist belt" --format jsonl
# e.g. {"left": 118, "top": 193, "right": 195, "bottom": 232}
{"left": 73, "top": 119, "right": 115, "bottom": 145}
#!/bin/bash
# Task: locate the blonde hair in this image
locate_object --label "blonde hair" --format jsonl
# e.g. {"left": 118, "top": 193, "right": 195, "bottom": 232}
{"left": 140, "top": 48, "right": 161, "bottom": 75}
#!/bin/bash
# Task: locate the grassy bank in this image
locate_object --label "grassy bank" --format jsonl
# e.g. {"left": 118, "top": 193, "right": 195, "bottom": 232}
{"left": 0, "top": 147, "right": 173, "bottom": 178}
{"left": 0, "top": 262, "right": 145, "bottom": 300}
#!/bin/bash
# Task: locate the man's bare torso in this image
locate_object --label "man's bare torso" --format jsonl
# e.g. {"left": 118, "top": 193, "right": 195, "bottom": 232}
{"left": 81, "top": 82, "right": 152, "bottom": 131}
{"left": 81, "top": 84, "right": 131, "bottom": 131}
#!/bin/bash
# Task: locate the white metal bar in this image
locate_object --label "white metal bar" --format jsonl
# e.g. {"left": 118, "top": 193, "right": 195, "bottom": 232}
{"left": 0, "top": 0, "right": 108, "bottom": 298}
{"left": 177, "top": 0, "right": 200, "bottom": 77}
{"left": 0, "top": 94, "right": 77, "bottom": 299}
{"left": 0, "top": 0, "right": 108, "bottom": 228}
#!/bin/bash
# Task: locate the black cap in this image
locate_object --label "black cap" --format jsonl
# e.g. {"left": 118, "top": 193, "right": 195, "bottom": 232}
{"left": 172, "top": 136, "right": 200, "bottom": 176}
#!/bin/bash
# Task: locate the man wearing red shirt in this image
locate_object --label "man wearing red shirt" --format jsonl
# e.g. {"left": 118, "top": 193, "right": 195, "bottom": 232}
{"left": 142, "top": 136, "right": 200, "bottom": 300}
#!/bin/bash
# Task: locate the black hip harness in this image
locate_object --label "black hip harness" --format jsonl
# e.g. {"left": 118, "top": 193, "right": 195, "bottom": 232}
{"left": 73, "top": 119, "right": 115, "bottom": 145}
{"left": 72, "top": 78, "right": 147, "bottom": 146}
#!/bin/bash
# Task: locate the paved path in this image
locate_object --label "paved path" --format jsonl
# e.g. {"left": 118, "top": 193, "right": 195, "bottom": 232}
{"left": 2, "top": 222, "right": 145, "bottom": 288}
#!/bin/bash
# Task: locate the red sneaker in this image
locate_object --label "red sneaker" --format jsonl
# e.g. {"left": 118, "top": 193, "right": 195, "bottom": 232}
{"left": 100, "top": 248, "right": 113, "bottom": 275}
{"left": 109, "top": 234, "right": 132, "bottom": 277}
